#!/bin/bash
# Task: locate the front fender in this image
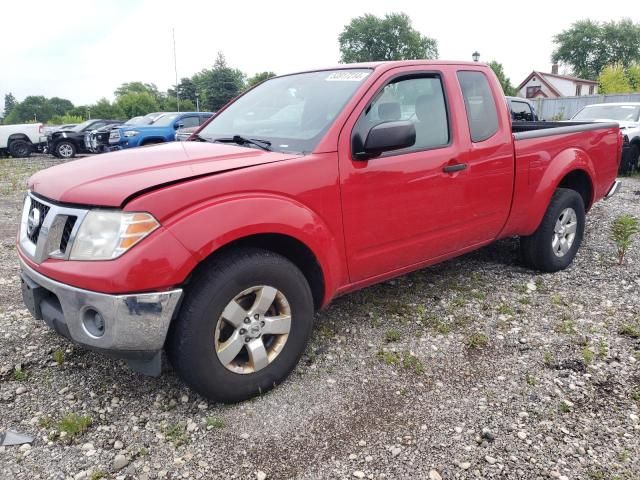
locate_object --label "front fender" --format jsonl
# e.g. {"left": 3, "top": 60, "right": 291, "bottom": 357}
{"left": 164, "top": 194, "right": 344, "bottom": 305}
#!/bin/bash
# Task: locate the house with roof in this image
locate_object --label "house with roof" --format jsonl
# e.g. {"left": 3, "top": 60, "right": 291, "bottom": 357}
{"left": 517, "top": 65, "right": 598, "bottom": 99}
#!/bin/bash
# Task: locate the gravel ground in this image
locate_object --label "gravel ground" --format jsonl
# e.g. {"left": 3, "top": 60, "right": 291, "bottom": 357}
{"left": 1, "top": 155, "right": 639, "bottom": 480}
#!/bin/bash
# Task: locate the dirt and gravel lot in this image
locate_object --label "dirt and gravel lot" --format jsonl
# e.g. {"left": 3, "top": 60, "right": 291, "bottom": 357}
{"left": 0, "top": 155, "right": 639, "bottom": 480}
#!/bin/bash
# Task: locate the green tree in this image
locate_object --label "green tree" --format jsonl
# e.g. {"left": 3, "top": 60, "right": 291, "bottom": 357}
{"left": 116, "top": 92, "right": 160, "bottom": 118}
{"left": 115, "top": 82, "right": 164, "bottom": 105}
{"left": 175, "top": 77, "right": 198, "bottom": 104}
{"left": 246, "top": 71, "right": 277, "bottom": 89}
{"left": 90, "top": 98, "right": 125, "bottom": 119}
{"left": 4, "top": 96, "right": 55, "bottom": 123}
{"left": 598, "top": 64, "right": 632, "bottom": 94}
{"left": 338, "top": 13, "right": 438, "bottom": 63}
{"left": 627, "top": 63, "right": 640, "bottom": 91}
{"left": 488, "top": 61, "right": 516, "bottom": 96}
{"left": 47, "top": 97, "right": 74, "bottom": 116}
{"left": 161, "top": 96, "right": 196, "bottom": 112}
{"left": 3, "top": 93, "right": 17, "bottom": 118}
{"left": 193, "top": 52, "right": 245, "bottom": 111}
{"left": 552, "top": 19, "right": 640, "bottom": 79}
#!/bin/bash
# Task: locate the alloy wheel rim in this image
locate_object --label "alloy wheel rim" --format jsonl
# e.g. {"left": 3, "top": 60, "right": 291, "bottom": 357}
{"left": 552, "top": 207, "right": 578, "bottom": 257}
{"left": 59, "top": 144, "right": 73, "bottom": 157}
{"left": 214, "top": 285, "right": 291, "bottom": 374}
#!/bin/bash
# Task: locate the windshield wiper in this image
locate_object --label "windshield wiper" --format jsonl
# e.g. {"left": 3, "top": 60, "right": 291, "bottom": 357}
{"left": 214, "top": 135, "right": 272, "bottom": 151}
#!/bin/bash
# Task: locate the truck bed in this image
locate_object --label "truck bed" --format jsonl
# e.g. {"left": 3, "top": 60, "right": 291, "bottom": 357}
{"left": 512, "top": 120, "right": 619, "bottom": 139}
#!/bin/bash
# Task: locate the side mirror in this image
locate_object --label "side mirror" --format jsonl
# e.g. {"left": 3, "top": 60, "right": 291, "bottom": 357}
{"left": 355, "top": 121, "right": 416, "bottom": 160}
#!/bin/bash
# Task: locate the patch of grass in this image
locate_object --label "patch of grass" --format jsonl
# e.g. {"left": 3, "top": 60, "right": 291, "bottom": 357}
{"left": 631, "top": 388, "right": 640, "bottom": 402}
{"left": 90, "top": 472, "right": 105, "bottom": 480}
{"left": 384, "top": 328, "right": 401, "bottom": 343}
{"left": 206, "top": 416, "right": 225, "bottom": 429}
{"left": 525, "top": 374, "right": 537, "bottom": 386}
{"left": 534, "top": 278, "right": 545, "bottom": 292}
{"left": 401, "top": 352, "right": 424, "bottom": 374}
{"left": 163, "top": 422, "right": 188, "bottom": 446}
{"left": 464, "top": 333, "right": 488, "bottom": 349}
{"left": 377, "top": 350, "right": 400, "bottom": 366}
{"left": 57, "top": 413, "right": 92, "bottom": 441}
{"left": 52, "top": 349, "right": 65, "bottom": 365}
{"left": 386, "top": 302, "right": 412, "bottom": 317}
{"left": 13, "top": 366, "right": 27, "bottom": 381}
{"left": 434, "top": 320, "right": 451, "bottom": 335}
{"left": 582, "top": 347, "right": 594, "bottom": 365}
{"left": 543, "top": 351, "right": 554, "bottom": 366}
{"left": 550, "top": 294, "right": 563, "bottom": 306}
{"left": 496, "top": 304, "right": 514, "bottom": 315}
{"left": 617, "top": 449, "right": 630, "bottom": 462}
{"left": 559, "top": 400, "right": 572, "bottom": 413}
{"left": 597, "top": 339, "right": 608, "bottom": 359}
{"left": 557, "top": 318, "right": 577, "bottom": 335}
{"left": 610, "top": 214, "right": 639, "bottom": 265}
{"left": 619, "top": 324, "right": 640, "bottom": 339}
{"left": 518, "top": 297, "right": 531, "bottom": 305}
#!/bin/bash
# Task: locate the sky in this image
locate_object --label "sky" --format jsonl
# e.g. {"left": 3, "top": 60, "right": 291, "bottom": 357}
{"left": 1, "top": 0, "right": 639, "bottom": 111}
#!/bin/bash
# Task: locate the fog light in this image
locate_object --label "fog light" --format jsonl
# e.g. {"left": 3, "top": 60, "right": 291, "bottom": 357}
{"left": 82, "top": 308, "right": 105, "bottom": 338}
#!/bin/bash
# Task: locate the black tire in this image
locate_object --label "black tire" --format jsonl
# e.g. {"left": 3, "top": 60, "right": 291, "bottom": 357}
{"left": 520, "top": 188, "right": 585, "bottom": 272}
{"left": 628, "top": 144, "right": 640, "bottom": 173}
{"left": 55, "top": 140, "right": 76, "bottom": 159}
{"left": 8, "top": 139, "right": 32, "bottom": 158}
{"left": 167, "top": 248, "right": 315, "bottom": 403}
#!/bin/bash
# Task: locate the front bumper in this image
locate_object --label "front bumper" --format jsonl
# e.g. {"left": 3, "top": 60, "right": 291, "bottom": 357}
{"left": 19, "top": 258, "right": 182, "bottom": 375}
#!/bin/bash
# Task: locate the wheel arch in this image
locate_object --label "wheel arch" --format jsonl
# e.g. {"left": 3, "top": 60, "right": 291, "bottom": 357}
{"left": 187, "top": 233, "right": 326, "bottom": 311}
{"left": 7, "top": 133, "right": 32, "bottom": 144}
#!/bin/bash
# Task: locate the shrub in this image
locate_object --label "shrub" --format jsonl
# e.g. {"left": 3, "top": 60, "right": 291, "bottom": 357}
{"left": 610, "top": 215, "right": 639, "bottom": 264}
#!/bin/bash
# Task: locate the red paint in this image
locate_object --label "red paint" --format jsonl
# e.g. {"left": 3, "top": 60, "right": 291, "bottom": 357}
{"left": 23, "top": 61, "right": 620, "bottom": 307}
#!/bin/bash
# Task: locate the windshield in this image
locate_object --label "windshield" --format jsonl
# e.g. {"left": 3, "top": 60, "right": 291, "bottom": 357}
{"left": 124, "top": 116, "right": 143, "bottom": 125}
{"left": 70, "top": 120, "right": 95, "bottom": 132}
{"left": 152, "top": 113, "right": 180, "bottom": 127}
{"left": 197, "top": 69, "right": 372, "bottom": 153}
{"left": 573, "top": 105, "right": 640, "bottom": 122}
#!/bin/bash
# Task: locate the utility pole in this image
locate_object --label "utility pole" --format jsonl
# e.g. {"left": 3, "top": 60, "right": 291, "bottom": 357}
{"left": 173, "top": 28, "right": 180, "bottom": 112}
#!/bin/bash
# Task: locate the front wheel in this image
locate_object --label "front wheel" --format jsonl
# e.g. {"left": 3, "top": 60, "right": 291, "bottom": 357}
{"left": 167, "top": 248, "right": 315, "bottom": 403}
{"left": 55, "top": 141, "right": 76, "bottom": 159}
{"left": 9, "top": 139, "right": 32, "bottom": 158}
{"left": 520, "top": 188, "right": 585, "bottom": 272}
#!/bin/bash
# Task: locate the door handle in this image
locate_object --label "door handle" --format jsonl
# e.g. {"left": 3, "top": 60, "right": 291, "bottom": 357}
{"left": 442, "top": 163, "right": 468, "bottom": 173}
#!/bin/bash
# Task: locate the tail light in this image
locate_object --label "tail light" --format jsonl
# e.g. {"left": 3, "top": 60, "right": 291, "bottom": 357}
{"left": 39, "top": 124, "right": 44, "bottom": 134}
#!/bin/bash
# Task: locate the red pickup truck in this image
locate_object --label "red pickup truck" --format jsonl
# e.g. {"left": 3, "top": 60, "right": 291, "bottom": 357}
{"left": 18, "top": 61, "right": 622, "bottom": 402}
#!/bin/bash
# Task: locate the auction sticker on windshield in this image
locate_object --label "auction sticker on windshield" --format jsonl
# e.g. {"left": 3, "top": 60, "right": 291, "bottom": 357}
{"left": 326, "top": 71, "right": 370, "bottom": 81}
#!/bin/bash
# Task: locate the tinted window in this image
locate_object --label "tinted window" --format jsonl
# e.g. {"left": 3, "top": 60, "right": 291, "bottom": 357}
{"left": 179, "top": 116, "right": 200, "bottom": 128}
{"left": 457, "top": 71, "right": 499, "bottom": 142}
{"left": 153, "top": 114, "right": 180, "bottom": 127}
{"left": 511, "top": 101, "right": 534, "bottom": 121}
{"left": 352, "top": 75, "right": 449, "bottom": 155}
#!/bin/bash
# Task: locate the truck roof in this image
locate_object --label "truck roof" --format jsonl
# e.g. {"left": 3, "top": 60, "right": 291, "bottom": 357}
{"left": 285, "top": 60, "right": 489, "bottom": 76}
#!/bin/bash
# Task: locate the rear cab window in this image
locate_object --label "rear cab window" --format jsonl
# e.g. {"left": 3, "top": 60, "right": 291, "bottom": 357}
{"left": 457, "top": 71, "right": 499, "bottom": 142}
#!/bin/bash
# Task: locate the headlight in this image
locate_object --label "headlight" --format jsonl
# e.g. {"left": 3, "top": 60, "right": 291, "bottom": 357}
{"left": 69, "top": 211, "right": 159, "bottom": 260}
{"left": 123, "top": 130, "right": 139, "bottom": 137}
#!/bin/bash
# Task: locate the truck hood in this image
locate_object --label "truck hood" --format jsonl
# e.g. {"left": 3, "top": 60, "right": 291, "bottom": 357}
{"left": 28, "top": 141, "right": 301, "bottom": 207}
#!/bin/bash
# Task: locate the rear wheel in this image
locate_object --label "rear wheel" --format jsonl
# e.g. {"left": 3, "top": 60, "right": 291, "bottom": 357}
{"left": 167, "top": 248, "right": 315, "bottom": 403}
{"left": 8, "top": 139, "right": 32, "bottom": 158}
{"left": 520, "top": 188, "right": 585, "bottom": 272}
{"left": 628, "top": 144, "right": 640, "bottom": 173}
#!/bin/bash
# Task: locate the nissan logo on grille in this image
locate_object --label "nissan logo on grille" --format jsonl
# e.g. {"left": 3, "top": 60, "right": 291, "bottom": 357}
{"left": 27, "top": 207, "right": 42, "bottom": 237}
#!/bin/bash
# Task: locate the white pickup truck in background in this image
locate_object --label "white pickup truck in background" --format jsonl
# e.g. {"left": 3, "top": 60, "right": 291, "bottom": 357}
{"left": 0, "top": 123, "right": 46, "bottom": 158}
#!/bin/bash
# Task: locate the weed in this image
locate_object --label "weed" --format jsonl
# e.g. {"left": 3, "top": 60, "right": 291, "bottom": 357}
{"left": 401, "top": 352, "right": 424, "bottom": 374}
{"left": 610, "top": 214, "right": 639, "bottom": 264}
{"left": 582, "top": 347, "right": 594, "bottom": 365}
{"left": 597, "top": 339, "right": 608, "bottom": 359}
{"left": 617, "top": 449, "right": 630, "bottom": 462}
{"left": 619, "top": 324, "right": 640, "bottom": 338}
{"left": 525, "top": 374, "right": 537, "bottom": 386}
{"left": 377, "top": 350, "right": 400, "bottom": 366}
{"left": 518, "top": 297, "right": 531, "bottom": 305}
{"left": 559, "top": 400, "right": 571, "bottom": 413}
{"left": 543, "top": 351, "right": 554, "bottom": 366}
{"left": 206, "top": 416, "right": 225, "bottom": 429}
{"left": 57, "top": 413, "right": 92, "bottom": 441}
{"left": 384, "top": 329, "right": 401, "bottom": 343}
{"left": 90, "top": 472, "right": 105, "bottom": 480}
{"left": 13, "top": 366, "right": 27, "bottom": 381}
{"left": 52, "top": 349, "right": 65, "bottom": 365}
{"left": 465, "top": 333, "right": 488, "bottom": 349}
{"left": 38, "top": 416, "right": 53, "bottom": 429}
{"left": 557, "top": 318, "right": 577, "bottom": 334}
{"left": 535, "top": 278, "right": 545, "bottom": 292}
{"left": 164, "top": 422, "right": 188, "bottom": 446}
{"left": 496, "top": 304, "right": 514, "bottom": 315}
{"left": 550, "top": 294, "right": 563, "bottom": 305}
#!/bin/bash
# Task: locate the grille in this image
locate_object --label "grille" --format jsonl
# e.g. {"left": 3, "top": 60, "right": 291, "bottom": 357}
{"left": 27, "top": 198, "right": 50, "bottom": 244}
{"left": 59, "top": 216, "right": 77, "bottom": 254}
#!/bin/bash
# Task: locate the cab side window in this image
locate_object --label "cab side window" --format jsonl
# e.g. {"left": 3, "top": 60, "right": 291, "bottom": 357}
{"left": 457, "top": 71, "right": 499, "bottom": 142}
{"left": 179, "top": 116, "right": 200, "bottom": 128}
{"left": 511, "top": 101, "right": 534, "bottom": 121}
{"left": 352, "top": 75, "right": 450, "bottom": 156}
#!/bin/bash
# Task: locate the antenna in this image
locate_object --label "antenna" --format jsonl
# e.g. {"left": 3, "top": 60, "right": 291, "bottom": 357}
{"left": 173, "top": 28, "right": 180, "bottom": 112}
